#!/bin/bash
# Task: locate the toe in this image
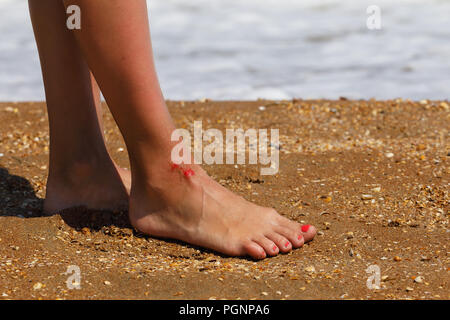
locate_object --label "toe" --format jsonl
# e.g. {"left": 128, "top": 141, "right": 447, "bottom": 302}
{"left": 300, "top": 224, "right": 317, "bottom": 242}
{"left": 274, "top": 226, "right": 304, "bottom": 248}
{"left": 243, "top": 241, "right": 267, "bottom": 260}
{"left": 254, "top": 236, "right": 279, "bottom": 256}
{"left": 278, "top": 216, "right": 317, "bottom": 244}
{"left": 266, "top": 233, "right": 292, "bottom": 253}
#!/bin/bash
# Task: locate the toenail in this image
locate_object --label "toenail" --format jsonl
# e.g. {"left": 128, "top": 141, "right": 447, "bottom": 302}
{"left": 273, "top": 245, "right": 278, "bottom": 251}
{"left": 285, "top": 241, "right": 290, "bottom": 248}
{"left": 301, "top": 225, "right": 310, "bottom": 233}
{"left": 298, "top": 235, "right": 303, "bottom": 240}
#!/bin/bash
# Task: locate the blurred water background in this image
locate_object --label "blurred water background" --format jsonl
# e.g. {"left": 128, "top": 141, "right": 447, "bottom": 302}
{"left": 0, "top": 0, "right": 449, "bottom": 101}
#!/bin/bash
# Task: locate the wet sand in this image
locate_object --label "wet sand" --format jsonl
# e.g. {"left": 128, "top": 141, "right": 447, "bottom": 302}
{"left": 0, "top": 99, "right": 448, "bottom": 300}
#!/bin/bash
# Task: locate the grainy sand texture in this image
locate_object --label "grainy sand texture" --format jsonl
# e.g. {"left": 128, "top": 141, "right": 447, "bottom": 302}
{"left": 0, "top": 99, "right": 448, "bottom": 300}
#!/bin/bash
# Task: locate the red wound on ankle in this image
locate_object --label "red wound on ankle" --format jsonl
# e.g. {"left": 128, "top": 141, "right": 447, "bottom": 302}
{"left": 183, "top": 169, "right": 195, "bottom": 177}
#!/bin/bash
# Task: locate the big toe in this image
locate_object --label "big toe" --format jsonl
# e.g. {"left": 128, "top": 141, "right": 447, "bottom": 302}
{"left": 300, "top": 224, "right": 317, "bottom": 242}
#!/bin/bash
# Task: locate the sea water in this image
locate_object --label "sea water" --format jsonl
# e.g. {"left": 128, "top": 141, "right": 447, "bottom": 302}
{"left": 0, "top": 0, "right": 449, "bottom": 101}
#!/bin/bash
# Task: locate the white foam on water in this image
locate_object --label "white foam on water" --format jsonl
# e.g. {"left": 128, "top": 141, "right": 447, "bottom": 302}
{"left": 0, "top": 0, "right": 449, "bottom": 101}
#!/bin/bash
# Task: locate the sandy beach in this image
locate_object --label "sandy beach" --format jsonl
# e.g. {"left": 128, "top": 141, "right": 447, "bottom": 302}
{"left": 0, "top": 99, "right": 448, "bottom": 300}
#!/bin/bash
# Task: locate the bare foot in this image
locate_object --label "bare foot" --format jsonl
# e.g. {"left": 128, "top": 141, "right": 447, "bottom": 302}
{"left": 44, "top": 158, "right": 131, "bottom": 214}
{"left": 129, "top": 164, "right": 316, "bottom": 259}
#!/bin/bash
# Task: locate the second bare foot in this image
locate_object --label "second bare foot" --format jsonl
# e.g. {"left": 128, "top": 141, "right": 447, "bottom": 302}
{"left": 44, "top": 157, "right": 130, "bottom": 214}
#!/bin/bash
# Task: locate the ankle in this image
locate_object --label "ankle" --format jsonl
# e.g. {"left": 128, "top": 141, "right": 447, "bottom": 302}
{"left": 48, "top": 153, "right": 115, "bottom": 187}
{"left": 44, "top": 154, "right": 130, "bottom": 212}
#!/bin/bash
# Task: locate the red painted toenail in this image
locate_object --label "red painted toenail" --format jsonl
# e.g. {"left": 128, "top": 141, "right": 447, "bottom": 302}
{"left": 183, "top": 169, "right": 195, "bottom": 177}
{"left": 298, "top": 235, "right": 303, "bottom": 240}
{"left": 301, "top": 225, "right": 310, "bottom": 233}
{"left": 273, "top": 245, "right": 277, "bottom": 251}
{"left": 285, "top": 241, "right": 290, "bottom": 248}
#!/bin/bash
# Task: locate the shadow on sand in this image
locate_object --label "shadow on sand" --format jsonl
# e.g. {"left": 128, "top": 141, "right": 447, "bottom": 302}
{"left": 0, "top": 166, "right": 131, "bottom": 231}
{"left": 0, "top": 167, "right": 43, "bottom": 217}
